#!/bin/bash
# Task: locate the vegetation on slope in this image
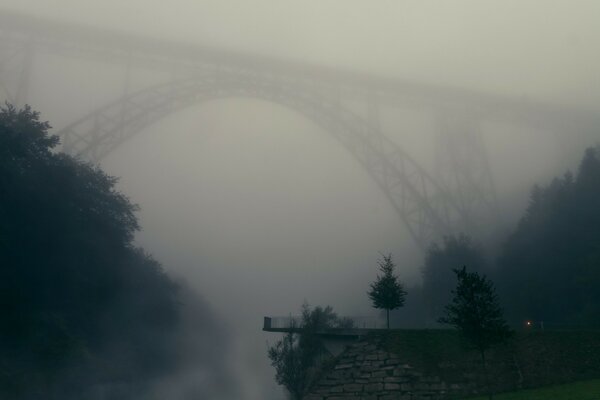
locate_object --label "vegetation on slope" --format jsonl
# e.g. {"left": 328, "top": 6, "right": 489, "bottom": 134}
{"left": 466, "top": 379, "right": 600, "bottom": 400}
{"left": 0, "top": 104, "right": 236, "bottom": 399}
{"left": 381, "top": 329, "right": 600, "bottom": 395}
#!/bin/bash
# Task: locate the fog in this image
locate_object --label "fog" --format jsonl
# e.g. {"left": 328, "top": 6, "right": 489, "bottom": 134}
{"left": 1, "top": 1, "right": 599, "bottom": 399}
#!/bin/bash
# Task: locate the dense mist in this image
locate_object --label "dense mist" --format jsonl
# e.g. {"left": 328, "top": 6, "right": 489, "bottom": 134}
{"left": 1, "top": 2, "right": 599, "bottom": 399}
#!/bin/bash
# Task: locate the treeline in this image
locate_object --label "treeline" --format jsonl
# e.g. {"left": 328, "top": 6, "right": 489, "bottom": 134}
{"left": 0, "top": 105, "right": 236, "bottom": 399}
{"left": 415, "top": 145, "right": 600, "bottom": 328}
{"left": 497, "top": 146, "right": 600, "bottom": 326}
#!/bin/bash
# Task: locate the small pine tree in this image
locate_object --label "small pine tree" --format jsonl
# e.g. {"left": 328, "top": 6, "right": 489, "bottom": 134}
{"left": 367, "top": 254, "right": 407, "bottom": 329}
{"left": 439, "top": 266, "right": 512, "bottom": 399}
{"left": 421, "top": 234, "right": 486, "bottom": 319}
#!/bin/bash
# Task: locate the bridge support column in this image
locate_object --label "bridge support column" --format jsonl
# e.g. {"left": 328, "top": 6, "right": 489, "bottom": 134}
{"left": 434, "top": 113, "right": 498, "bottom": 237}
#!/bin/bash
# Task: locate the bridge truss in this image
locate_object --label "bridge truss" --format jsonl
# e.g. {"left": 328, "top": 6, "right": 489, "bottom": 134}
{"left": 1, "top": 10, "right": 595, "bottom": 249}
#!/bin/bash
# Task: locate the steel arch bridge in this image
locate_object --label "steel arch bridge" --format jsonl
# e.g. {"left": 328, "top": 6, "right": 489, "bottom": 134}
{"left": 1, "top": 10, "right": 597, "bottom": 249}
{"left": 58, "top": 76, "right": 460, "bottom": 248}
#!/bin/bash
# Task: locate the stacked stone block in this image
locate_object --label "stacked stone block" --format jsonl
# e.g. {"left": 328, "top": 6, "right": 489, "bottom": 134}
{"left": 306, "top": 341, "right": 455, "bottom": 400}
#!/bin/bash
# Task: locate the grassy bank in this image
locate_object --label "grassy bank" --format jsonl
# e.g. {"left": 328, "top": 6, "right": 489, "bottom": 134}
{"left": 378, "top": 329, "right": 600, "bottom": 396}
{"left": 467, "top": 379, "right": 600, "bottom": 400}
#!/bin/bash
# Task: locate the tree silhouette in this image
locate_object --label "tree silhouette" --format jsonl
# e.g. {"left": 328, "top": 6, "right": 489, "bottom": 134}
{"left": 421, "top": 234, "right": 486, "bottom": 319}
{"left": 439, "top": 266, "right": 511, "bottom": 399}
{"left": 0, "top": 104, "right": 184, "bottom": 398}
{"left": 368, "top": 254, "right": 407, "bottom": 329}
{"left": 268, "top": 303, "right": 348, "bottom": 400}
{"left": 496, "top": 145, "right": 600, "bottom": 327}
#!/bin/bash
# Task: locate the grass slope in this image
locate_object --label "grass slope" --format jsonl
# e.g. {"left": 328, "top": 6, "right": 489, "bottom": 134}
{"left": 380, "top": 329, "right": 600, "bottom": 397}
{"left": 468, "top": 379, "right": 600, "bottom": 400}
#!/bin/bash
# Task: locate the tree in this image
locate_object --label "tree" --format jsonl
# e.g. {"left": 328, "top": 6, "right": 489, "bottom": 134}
{"left": 439, "top": 266, "right": 511, "bottom": 399}
{"left": 268, "top": 328, "right": 307, "bottom": 400}
{"left": 0, "top": 104, "right": 226, "bottom": 398}
{"left": 367, "top": 254, "right": 407, "bottom": 329}
{"left": 421, "top": 234, "right": 486, "bottom": 319}
{"left": 496, "top": 145, "right": 600, "bottom": 327}
{"left": 268, "top": 303, "right": 348, "bottom": 399}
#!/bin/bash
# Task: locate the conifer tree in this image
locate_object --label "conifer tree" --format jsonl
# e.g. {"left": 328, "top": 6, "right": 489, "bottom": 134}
{"left": 439, "top": 266, "right": 511, "bottom": 399}
{"left": 367, "top": 254, "right": 407, "bottom": 329}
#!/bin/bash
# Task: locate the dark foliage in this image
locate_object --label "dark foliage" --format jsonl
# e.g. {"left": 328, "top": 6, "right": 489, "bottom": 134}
{"left": 421, "top": 234, "right": 486, "bottom": 320}
{"left": 439, "top": 267, "right": 511, "bottom": 354}
{"left": 0, "top": 104, "right": 203, "bottom": 398}
{"left": 367, "top": 254, "right": 407, "bottom": 329}
{"left": 439, "top": 266, "right": 511, "bottom": 399}
{"left": 496, "top": 146, "right": 600, "bottom": 327}
{"left": 268, "top": 303, "right": 348, "bottom": 400}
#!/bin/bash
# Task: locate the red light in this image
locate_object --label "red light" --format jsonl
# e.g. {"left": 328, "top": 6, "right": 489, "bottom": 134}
{"left": 526, "top": 321, "right": 532, "bottom": 326}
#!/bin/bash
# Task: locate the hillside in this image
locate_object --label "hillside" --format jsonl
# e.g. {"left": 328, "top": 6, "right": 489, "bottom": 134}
{"left": 306, "top": 329, "right": 600, "bottom": 399}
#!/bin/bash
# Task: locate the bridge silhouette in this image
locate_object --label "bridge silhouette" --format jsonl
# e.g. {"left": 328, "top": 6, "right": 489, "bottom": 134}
{"left": 1, "top": 10, "right": 596, "bottom": 249}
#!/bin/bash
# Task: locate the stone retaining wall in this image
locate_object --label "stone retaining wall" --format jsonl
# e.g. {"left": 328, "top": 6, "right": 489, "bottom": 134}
{"left": 305, "top": 339, "right": 480, "bottom": 400}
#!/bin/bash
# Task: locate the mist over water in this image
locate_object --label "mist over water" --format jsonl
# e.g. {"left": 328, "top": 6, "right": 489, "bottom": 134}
{"left": 1, "top": 1, "right": 599, "bottom": 399}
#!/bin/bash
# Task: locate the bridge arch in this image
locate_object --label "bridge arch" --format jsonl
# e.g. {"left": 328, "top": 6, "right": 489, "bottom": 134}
{"left": 57, "top": 75, "right": 464, "bottom": 248}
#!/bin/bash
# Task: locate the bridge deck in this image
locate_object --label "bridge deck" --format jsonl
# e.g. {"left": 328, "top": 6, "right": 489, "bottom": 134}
{"left": 1, "top": 10, "right": 597, "bottom": 129}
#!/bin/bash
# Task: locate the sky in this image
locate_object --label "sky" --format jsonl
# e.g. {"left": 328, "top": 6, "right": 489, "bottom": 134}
{"left": 1, "top": 1, "right": 599, "bottom": 398}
